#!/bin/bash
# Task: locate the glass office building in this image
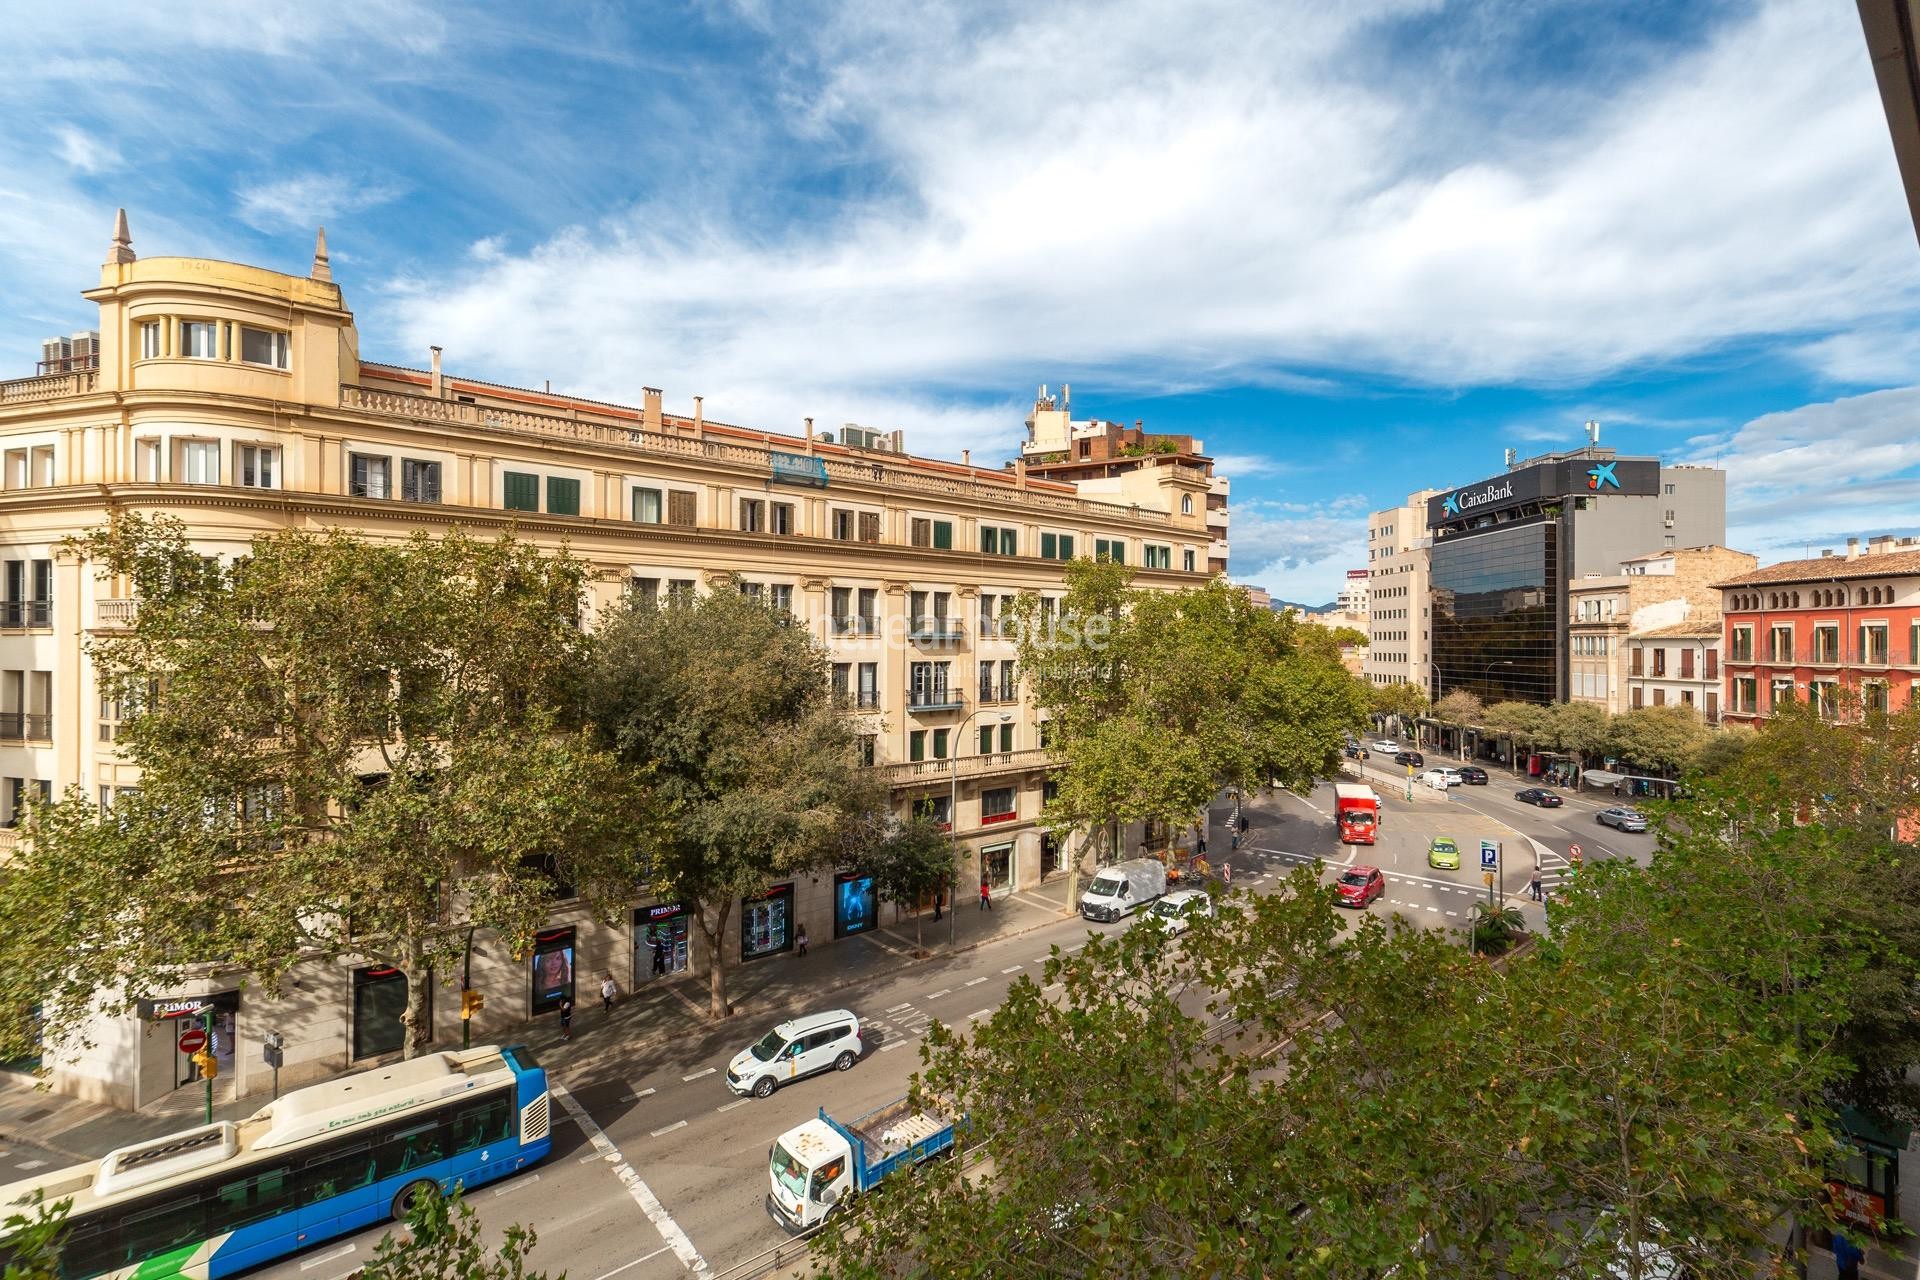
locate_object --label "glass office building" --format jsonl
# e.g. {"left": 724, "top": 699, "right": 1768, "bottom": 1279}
{"left": 1430, "top": 516, "right": 1560, "bottom": 703}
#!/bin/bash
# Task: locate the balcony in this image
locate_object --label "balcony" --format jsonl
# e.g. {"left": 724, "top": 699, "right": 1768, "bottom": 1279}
{"left": 0, "top": 601, "right": 52, "bottom": 629}
{"left": 95, "top": 599, "right": 140, "bottom": 627}
{"left": 0, "top": 369, "right": 97, "bottom": 405}
{"left": 882, "top": 747, "right": 1055, "bottom": 785}
{"left": 834, "top": 690, "right": 882, "bottom": 711}
{"left": 0, "top": 712, "right": 53, "bottom": 742}
{"left": 977, "top": 683, "right": 1019, "bottom": 706}
{"left": 830, "top": 615, "right": 879, "bottom": 637}
{"left": 908, "top": 617, "right": 965, "bottom": 645}
{"left": 906, "top": 687, "right": 966, "bottom": 713}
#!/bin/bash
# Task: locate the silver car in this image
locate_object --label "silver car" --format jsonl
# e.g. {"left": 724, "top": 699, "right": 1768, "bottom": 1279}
{"left": 1596, "top": 806, "right": 1648, "bottom": 833}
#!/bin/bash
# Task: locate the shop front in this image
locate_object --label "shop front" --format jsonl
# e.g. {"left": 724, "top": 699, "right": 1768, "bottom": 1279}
{"left": 741, "top": 883, "right": 795, "bottom": 961}
{"left": 834, "top": 872, "right": 878, "bottom": 939}
{"left": 352, "top": 965, "right": 429, "bottom": 1061}
{"left": 634, "top": 901, "right": 693, "bottom": 985}
{"left": 1827, "top": 1107, "right": 1908, "bottom": 1231}
{"left": 137, "top": 991, "right": 239, "bottom": 1094}
{"left": 529, "top": 926, "right": 576, "bottom": 1016}
{"left": 981, "top": 842, "right": 1015, "bottom": 893}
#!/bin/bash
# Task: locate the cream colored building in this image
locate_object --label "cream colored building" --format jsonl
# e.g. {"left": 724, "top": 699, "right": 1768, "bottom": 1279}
{"left": 1567, "top": 545, "right": 1756, "bottom": 717}
{"left": 1364, "top": 489, "right": 1444, "bottom": 692}
{"left": 0, "top": 217, "right": 1214, "bottom": 1109}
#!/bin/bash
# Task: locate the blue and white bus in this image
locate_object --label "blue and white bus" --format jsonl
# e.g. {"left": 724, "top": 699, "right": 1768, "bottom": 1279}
{"left": 0, "top": 1043, "right": 551, "bottom": 1279}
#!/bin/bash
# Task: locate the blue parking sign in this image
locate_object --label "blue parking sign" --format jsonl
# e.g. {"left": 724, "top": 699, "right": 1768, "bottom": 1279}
{"left": 1480, "top": 841, "right": 1499, "bottom": 869}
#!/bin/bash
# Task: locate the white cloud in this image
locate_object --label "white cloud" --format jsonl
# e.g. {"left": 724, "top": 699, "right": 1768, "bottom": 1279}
{"left": 1223, "top": 496, "right": 1371, "bottom": 604}
{"left": 54, "top": 126, "right": 117, "bottom": 174}
{"left": 237, "top": 174, "right": 405, "bottom": 232}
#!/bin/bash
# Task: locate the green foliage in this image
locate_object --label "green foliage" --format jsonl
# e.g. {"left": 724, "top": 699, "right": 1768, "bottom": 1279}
{"left": 1323, "top": 625, "right": 1369, "bottom": 650}
{"left": 1467, "top": 899, "right": 1526, "bottom": 955}
{"left": 864, "top": 817, "right": 956, "bottom": 952}
{"left": 0, "top": 517, "right": 648, "bottom": 1062}
{"left": 1605, "top": 704, "right": 1709, "bottom": 776}
{"left": 1690, "top": 722, "right": 1755, "bottom": 776}
{"left": 584, "top": 580, "right": 883, "bottom": 1017}
{"left": 1432, "top": 689, "right": 1483, "bottom": 732}
{"left": 0, "top": 1194, "right": 69, "bottom": 1280}
{"left": 1369, "top": 678, "right": 1429, "bottom": 724}
{"left": 357, "top": 1185, "right": 555, "bottom": 1280}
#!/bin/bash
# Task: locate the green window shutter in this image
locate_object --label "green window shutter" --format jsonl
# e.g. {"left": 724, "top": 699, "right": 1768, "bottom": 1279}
{"left": 1002, "top": 529, "right": 1016, "bottom": 556}
{"left": 1060, "top": 535, "right": 1074, "bottom": 559}
{"left": 910, "top": 731, "right": 926, "bottom": 762}
{"left": 981, "top": 526, "right": 996, "bottom": 554}
{"left": 547, "top": 477, "right": 581, "bottom": 516}
{"left": 934, "top": 520, "right": 953, "bottom": 550}
{"left": 1041, "top": 532, "right": 1056, "bottom": 559}
{"left": 503, "top": 472, "right": 540, "bottom": 512}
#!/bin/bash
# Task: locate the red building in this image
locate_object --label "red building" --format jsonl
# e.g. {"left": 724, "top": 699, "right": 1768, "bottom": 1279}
{"left": 1717, "top": 537, "right": 1920, "bottom": 725}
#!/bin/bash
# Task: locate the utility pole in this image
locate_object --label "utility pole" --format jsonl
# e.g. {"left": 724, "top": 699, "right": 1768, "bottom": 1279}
{"left": 201, "top": 1008, "right": 214, "bottom": 1124}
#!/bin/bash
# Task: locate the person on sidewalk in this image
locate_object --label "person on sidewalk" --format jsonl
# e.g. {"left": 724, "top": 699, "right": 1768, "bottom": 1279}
{"left": 558, "top": 995, "right": 574, "bottom": 1042}
{"left": 1833, "top": 1231, "right": 1864, "bottom": 1280}
{"left": 979, "top": 879, "right": 993, "bottom": 911}
{"left": 796, "top": 923, "right": 810, "bottom": 957}
{"left": 932, "top": 892, "right": 943, "bottom": 922}
{"left": 600, "top": 971, "right": 617, "bottom": 1015}
{"left": 652, "top": 936, "right": 668, "bottom": 977}
{"left": 1529, "top": 868, "right": 1543, "bottom": 902}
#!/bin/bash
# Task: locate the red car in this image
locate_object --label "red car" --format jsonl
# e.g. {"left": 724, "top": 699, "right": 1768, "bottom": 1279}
{"left": 1336, "top": 865, "right": 1385, "bottom": 908}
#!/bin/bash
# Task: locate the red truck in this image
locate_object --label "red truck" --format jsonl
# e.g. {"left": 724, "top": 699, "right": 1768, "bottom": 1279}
{"left": 1333, "top": 783, "right": 1380, "bottom": 844}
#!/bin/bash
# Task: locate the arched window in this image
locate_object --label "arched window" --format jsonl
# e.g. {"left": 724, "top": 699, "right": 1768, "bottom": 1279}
{"left": 1181, "top": 495, "right": 1193, "bottom": 515}
{"left": 1793, "top": 591, "right": 1801, "bottom": 608}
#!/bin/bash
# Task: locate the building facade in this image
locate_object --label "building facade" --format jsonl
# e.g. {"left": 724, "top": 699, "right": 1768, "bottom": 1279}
{"left": 1566, "top": 545, "right": 1756, "bottom": 717}
{"left": 1718, "top": 537, "right": 1920, "bottom": 726}
{"left": 1364, "top": 489, "right": 1443, "bottom": 691}
{"left": 0, "top": 219, "right": 1216, "bottom": 1109}
{"left": 1426, "top": 450, "right": 1725, "bottom": 704}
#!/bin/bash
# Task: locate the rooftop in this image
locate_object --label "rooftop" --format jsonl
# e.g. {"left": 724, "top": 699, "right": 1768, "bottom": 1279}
{"left": 1715, "top": 547, "right": 1920, "bottom": 588}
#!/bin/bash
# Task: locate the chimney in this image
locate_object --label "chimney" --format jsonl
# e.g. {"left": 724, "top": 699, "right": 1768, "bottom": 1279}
{"left": 311, "top": 227, "right": 332, "bottom": 282}
{"left": 1846, "top": 537, "right": 1861, "bottom": 560}
{"left": 1014, "top": 458, "right": 1028, "bottom": 490}
{"left": 692, "top": 395, "right": 704, "bottom": 439}
{"left": 961, "top": 448, "right": 971, "bottom": 467}
{"left": 642, "top": 387, "right": 663, "bottom": 430}
{"left": 106, "top": 207, "right": 135, "bottom": 265}
{"left": 804, "top": 417, "right": 815, "bottom": 455}
{"left": 429, "top": 346, "right": 444, "bottom": 398}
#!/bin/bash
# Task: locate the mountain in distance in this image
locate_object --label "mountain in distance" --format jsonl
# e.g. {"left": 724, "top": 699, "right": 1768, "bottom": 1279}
{"left": 1270, "top": 598, "right": 1336, "bottom": 615}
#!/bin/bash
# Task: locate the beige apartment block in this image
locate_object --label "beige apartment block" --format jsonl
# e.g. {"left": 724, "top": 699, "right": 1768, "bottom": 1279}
{"left": 1567, "top": 545, "right": 1757, "bottom": 716}
{"left": 1364, "top": 489, "right": 1444, "bottom": 692}
{"left": 0, "top": 217, "right": 1216, "bottom": 1109}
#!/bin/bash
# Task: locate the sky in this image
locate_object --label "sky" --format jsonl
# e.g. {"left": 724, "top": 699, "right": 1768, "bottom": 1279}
{"left": 3, "top": 0, "right": 1919, "bottom": 604}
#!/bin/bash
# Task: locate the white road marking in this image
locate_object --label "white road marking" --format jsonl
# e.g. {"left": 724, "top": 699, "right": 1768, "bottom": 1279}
{"left": 1444, "top": 911, "right": 1458, "bottom": 917}
{"left": 927, "top": 988, "right": 950, "bottom": 998}
{"left": 1032, "top": 953, "right": 1052, "bottom": 964}
{"left": 964, "top": 976, "right": 988, "bottom": 987}
{"left": 591, "top": 1246, "right": 673, "bottom": 1280}
{"left": 1001, "top": 965, "right": 1022, "bottom": 974}
{"left": 880, "top": 1040, "right": 910, "bottom": 1052}
{"left": 301, "top": 1243, "right": 355, "bottom": 1270}
{"left": 717, "top": 1099, "right": 750, "bottom": 1113}
{"left": 682, "top": 1067, "right": 716, "bottom": 1082}
{"left": 887, "top": 1002, "right": 912, "bottom": 1013}
{"left": 14, "top": 1160, "right": 44, "bottom": 1171}
{"left": 622, "top": 1085, "right": 657, "bottom": 1101}
{"left": 967, "top": 1008, "right": 993, "bottom": 1021}
{"left": 492, "top": 1173, "right": 540, "bottom": 1197}
{"left": 651, "top": 1119, "right": 688, "bottom": 1136}
{"left": 554, "top": 1085, "right": 707, "bottom": 1273}
{"left": 580, "top": 1148, "right": 615, "bottom": 1164}
{"left": 1425, "top": 905, "right": 1439, "bottom": 912}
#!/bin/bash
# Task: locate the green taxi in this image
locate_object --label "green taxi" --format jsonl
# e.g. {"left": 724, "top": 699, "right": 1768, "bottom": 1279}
{"left": 1427, "top": 837, "right": 1461, "bottom": 870}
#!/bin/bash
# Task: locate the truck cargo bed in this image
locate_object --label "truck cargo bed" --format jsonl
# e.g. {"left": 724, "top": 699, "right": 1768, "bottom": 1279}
{"left": 846, "top": 1097, "right": 948, "bottom": 1161}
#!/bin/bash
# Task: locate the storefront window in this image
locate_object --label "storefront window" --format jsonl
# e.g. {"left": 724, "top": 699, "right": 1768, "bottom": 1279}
{"left": 741, "top": 884, "right": 794, "bottom": 961}
{"left": 834, "top": 872, "right": 878, "bottom": 938}
{"left": 981, "top": 842, "right": 1014, "bottom": 892}
{"left": 634, "top": 903, "right": 692, "bottom": 986}
{"left": 353, "top": 966, "right": 427, "bottom": 1061}
{"left": 529, "top": 927, "right": 576, "bottom": 1016}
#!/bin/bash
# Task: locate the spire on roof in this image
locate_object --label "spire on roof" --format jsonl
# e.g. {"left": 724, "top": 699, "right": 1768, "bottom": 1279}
{"left": 106, "top": 207, "right": 134, "bottom": 265}
{"left": 310, "top": 226, "right": 331, "bottom": 282}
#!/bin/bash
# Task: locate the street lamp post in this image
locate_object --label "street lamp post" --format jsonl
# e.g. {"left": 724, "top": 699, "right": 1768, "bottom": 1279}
{"left": 949, "top": 706, "right": 1014, "bottom": 944}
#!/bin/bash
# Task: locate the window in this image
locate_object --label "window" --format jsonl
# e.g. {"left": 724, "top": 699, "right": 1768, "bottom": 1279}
{"left": 1039, "top": 532, "right": 1076, "bottom": 560}
{"left": 858, "top": 511, "right": 882, "bottom": 544}
{"left": 856, "top": 734, "right": 876, "bottom": 767}
{"left": 236, "top": 445, "right": 278, "bottom": 490}
{"left": 1865, "top": 681, "right": 1891, "bottom": 715}
{"left": 238, "top": 326, "right": 289, "bottom": 369}
{"left": 831, "top": 509, "right": 856, "bottom": 540}
{"left": 857, "top": 662, "right": 878, "bottom": 708}
{"left": 1183, "top": 548, "right": 1197, "bottom": 572}
{"left": 1730, "top": 626, "right": 1754, "bottom": 663}
{"left": 913, "top": 794, "right": 951, "bottom": 826}
{"left": 909, "top": 730, "right": 926, "bottom": 762}
{"left": 932, "top": 728, "right": 949, "bottom": 759}
{"left": 1861, "top": 623, "right": 1890, "bottom": 666}
{"left": 1705, "top": 647, "right": 1717, "bottom": 679}
{"left": 667, "top": 490, "right": 697, "bottom": 527}
{"left": 501, "top": 471, "right": 539, "bottom": 512}
{"left": 139, "top": 321, "right": 161, "bottom": 359}
{"left": 630, "top": 577, "right": 660, "bottom": 609}
{"left": 738, "top": 581, "right": 763, "bottom": 601}
{"left": 1652, "top": 688, "right": 1666, "bottom": 707}
{"left": 1812, "top": 624, "right": 1839, "bottom": 664}
{"left": 981, "top": 787, "right": 1016, "bottom": 823}
{"left": 180, "top": 440, "right": 219, "bottom": 485}
{"left": 1652, "top": 648, "right": 1666, "bottom": 677}
{"left": 1181, "top": 494, "right": 1193, "bottom": 514}
{"left": 179, "top": 320, "right": 219, "bottom": 359}
{"left": 858, "top": 588, "right": 878, "bottom": 630}
{"left": 740, "top": 498, "right": 765, "bottom": 532}
{"left": 1679, "top": 647, "right": 1694, "bottom": 679}
{"left": 768, "top": 583, "right": 793, "bottom": 615}
{"left": 771, "top": 502, "right": 795, "bottom": 535}
{"left": 1770, "top": 678, "right": 1796, "bottom": 711}
{"left": 666, "top": 578, "right": 695, "bottom": 601}
{"left": 351, "top": 454, "right": 393, "bottom": 500}
{"left": 632, "top": 487, "right": 663, "bottom": 524}
{"left": 1144, "top": 544, "right": 1171, "bottom": 570}
{"left": 911, "top": 518, "right": 954, "bottom": 549}
{"left": 1094, "top": 538, "right": 1125, "bottom": 564}
{"left": 546, "top": 476, "right": 581, "bottom": 516}
{"left": 135, "top": 439, "right": 161, "bottom": 482}
{"left": 980, "top": 525, "right": 1017, "bottom": 556}
{"left": 1631, "top": 687, "right": 1643, "bottom": 709}
{"left": 1813, "top": 680, "right": 1839, "bottom": 720}
{"left": 832, "top": 662, "right": 851, "bottom": 705}
{"left": 402, "top": 459, "right": 442, "bottom": 504}
{"left": 1768, "top": 625, "right": 1793, "bottom": 664}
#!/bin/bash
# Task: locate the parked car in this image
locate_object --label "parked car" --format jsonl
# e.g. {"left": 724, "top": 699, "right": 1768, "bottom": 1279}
{"left": 1515, "top": 787, "right": 1564, "bottom": 808}
{"left": 1427, "top": 837, "right": 1461, "bottom": 870}
{"left": 1456, "top": 766, "right": 1487, "bottom": 785}
{"left": 1146, "top": 889, "right": 1215, "bottom": 936}
{"left": 1596, "top": 806, "right": 1648, "bottom": 832}
{"left": 1372, "top": 740, "right": 1402, "bottom": 754}
{"left": 1335, "top": 865, "right": 1385, "bottom": 908}
{"left": 1394, "top": 750, "right": 1426, "bottom": 768}
{"left": 1420, "top": 767, "right": 1463, "bottom": 789}
{"left": 1344, "top": 742, "right": 1364, "bottom": 760}
{"left": 727, "top": 1009, "right": 863, "bottom": 1098}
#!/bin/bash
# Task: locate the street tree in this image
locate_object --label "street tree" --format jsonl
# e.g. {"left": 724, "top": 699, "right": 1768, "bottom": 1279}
{"left": 1605, "top": 704, "right": 1709, "bottom": 777}
{"left": 1369, "top": 678, "right": 1429, "bottom": 737}
{"left": 1323, "top": 624, "right": 1370, "bottom": 650}
{"left": 1546, "top": 700, "right": 1612, "bottom": 772}
{"left": 863, "top": 816, "right": 956, "bottom": 953}
{"left": 1432, "top": 689, "right": 1483, "bottom": 757}
{"left": 0, "top": 516, "right": 646, "bottom": 1062}
{"left": 1690, "top": 723, "right": 1755, "bottom": 776}
{"left": 357, "top": 1186, "right": 552, "bottom": 1280}
{"left": 0, "top": 1194, "right": 68, "bottom": 1280}
{"left": 584, "top": 580, "right": 883, "bottom": 1018}
{"left": 1479, "top": 699, "right": 1548, "bottom": 768}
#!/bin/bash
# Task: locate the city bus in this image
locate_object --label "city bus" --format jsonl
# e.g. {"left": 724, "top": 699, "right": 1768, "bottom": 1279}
{"left": 0, "top": 1043, "right": 551, "bottom": 1279}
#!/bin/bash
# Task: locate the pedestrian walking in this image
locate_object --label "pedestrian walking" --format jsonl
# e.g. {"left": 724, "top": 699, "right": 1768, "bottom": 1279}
{"left": 1237, "top": 813, "right": 1248, "bottom": 835}
{"left": 1529, "top": 868, "right": 1543, "bottom": 902}
{"left": 558, "top": 995, "right": 574, "bottom": 1042}
{"left": 796, "top": 923, "right": 810, "bottom": 957}
{"left": 651, "top": 936, "right": 667, "bottom": 976}
{"left": 1197, "top": 835, "right": 1207, "bottom": 858}
{"left": 979, "top": 879, "right": 993, "bottom": 911}
{"left": 932, "top": 891, "right": 943, "bottom": 922}
{"left": 1833, "top": 1232, "right": 1864, "bottom": 1280}
{"left": 600, "top": 971, "right": 617, "bottom": 1014}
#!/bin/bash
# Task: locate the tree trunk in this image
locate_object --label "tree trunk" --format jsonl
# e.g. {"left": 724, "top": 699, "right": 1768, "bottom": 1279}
{"left": 698, "top": 899, "right": 734, "bottom": 1019}
{"left": 400, "top": 934, "right": 432, "bottom": 1060}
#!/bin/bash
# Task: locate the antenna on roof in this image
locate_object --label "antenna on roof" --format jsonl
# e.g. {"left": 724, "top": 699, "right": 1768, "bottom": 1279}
{"left": 1585, "top": 419, "right": 1600, "bottom": 448}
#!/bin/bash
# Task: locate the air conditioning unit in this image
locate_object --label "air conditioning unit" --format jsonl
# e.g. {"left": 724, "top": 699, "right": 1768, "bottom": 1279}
{"left": 841, "top": 424, "right": 884, "bottom": 451}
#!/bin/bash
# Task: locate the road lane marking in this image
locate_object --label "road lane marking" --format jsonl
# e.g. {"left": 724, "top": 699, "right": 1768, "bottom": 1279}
{"left": 14, "top": 1160, "right": 44, "bottom": 1171}
{"left": 1444, "top": 911, "right": 1458, "bottom": 917}
{"left": 650, "top": 1119, "right": 688, "bottom": 1136}
{"left": 887, "top": 1002, "right": 912, "bottom": 1012}
{"left": 492, "top": 1173, "right": 540, "bottom": 1197}
{"left": 1001, "top": 965, "right": 1022, "bottom": 974}
{"left": 301, "top": 1244, "right": 355, "bottom": 1270}
{"left": 553, "top": 1084, "right": 707, "bottom": 1273}
{"left": 717, "top": 1099, "right": 750, "bottom": 1113}
{"left": 591, "top": 1246, "right": 673, "bottom": 1280}
{"left": 967, "top": 1008, "right": 992, "bottom": 1021}
{"left": 1032, "top": 954, "right": 1052, "bottom": 964}
{"left": 927, "top": 988, "right": 951, "bottom": 998}
{"left": 880, "top": 1040, "right": 910, "bottom": 1052}
{"left": 964, "top": 976, "right": 988, "bottom": 987}
{"left": 682, "top": 1067, "right": 716, "bottom": 1082}
{"left": 623, "top": 1085, "right": 657, "bottom": 1101}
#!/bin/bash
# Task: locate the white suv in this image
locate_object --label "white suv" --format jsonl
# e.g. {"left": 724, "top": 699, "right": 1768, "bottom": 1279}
{"left": 1421, "top": 767, "right": 1463, "bottom": 789}
{"left": 725, "top": 1009, "right": 863, "bottom": 1099}
{"left": 1146, "top": 889, "right": 1215, "bottom": 936}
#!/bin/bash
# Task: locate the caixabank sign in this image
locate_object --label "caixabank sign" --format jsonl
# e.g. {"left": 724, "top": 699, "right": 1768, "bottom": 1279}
{"left": 1426, "top": 457, "right": 1658, "bottom": 527}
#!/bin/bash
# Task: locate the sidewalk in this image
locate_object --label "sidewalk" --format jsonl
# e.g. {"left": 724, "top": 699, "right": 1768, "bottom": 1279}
{"left": 0, "top": 877, "right": 1074, "bottom": 1165}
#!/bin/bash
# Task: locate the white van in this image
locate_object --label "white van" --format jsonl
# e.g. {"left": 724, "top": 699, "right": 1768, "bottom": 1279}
{"left": 725, "top": 1009, "right": 863, "bottom": 1099}
{"left": 1079, "top": 858, "right": 1168, "bottom": 922}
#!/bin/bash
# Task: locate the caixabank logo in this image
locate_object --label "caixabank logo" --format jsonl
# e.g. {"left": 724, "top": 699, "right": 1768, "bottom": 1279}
{"left": 1441, "top": 478, "right": 1514, "bottom": 517}
{"left": 1585, "top": 461, "right": 1620, "bottom": 490}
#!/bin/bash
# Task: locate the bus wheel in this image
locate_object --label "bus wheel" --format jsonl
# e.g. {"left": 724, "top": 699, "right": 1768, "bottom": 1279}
{"left": 392, "top": 1178, "right": 439, "bottom": 1222}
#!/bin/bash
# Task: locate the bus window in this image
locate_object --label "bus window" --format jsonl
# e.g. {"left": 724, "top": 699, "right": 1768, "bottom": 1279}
{"left": 208, "top": 1163, "right": 295, "bottom": 1234}
{"left": 449, "top": 1096, "right": 513, "bottom": 1156}
{"left": 299, "top": 1141, "right": 376, "bottom": 1206}
{"left": 376, "top": 1117, "right": 448, "bottom": 1179}
{"left": 118, "top": 1193, "right": 205, "bottom": 1268}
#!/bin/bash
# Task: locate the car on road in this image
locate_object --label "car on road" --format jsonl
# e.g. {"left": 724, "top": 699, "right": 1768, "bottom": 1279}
{"left": 1596, "top": 806, "right": 1648, "bottom": 832}
{"left": 1335, "top": 865, "right": 1385, "bottom": 908}
{"left": 1344, "top": 742, "right": 1364, "bottom": 759}
{"left": 1426, "top": 837, "right": 1460, "bottom": 870}
{"left": 1146, "top": 889, "right": 1215, "bottom": 936}
{"left": 1372, "top": 740, "right": 1401, "bottom": 754}
{"left": 1394, "top": 750, "right": 1426, "bottom": 768}
{"left": 726, "top": 1009, "right": 863, "bottom": 1098}
{"left": 1420, "top": 767, "right": 1462, "bottom": 789}
{"left": 1456, "top": 765, "right": 1487, "bottom": 785}
{"left": 1515, "top": 787, "right": 1564, "bottom": 808}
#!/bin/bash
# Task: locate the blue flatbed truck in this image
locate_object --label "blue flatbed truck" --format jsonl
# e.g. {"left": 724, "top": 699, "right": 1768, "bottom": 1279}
{"left": 765, "top": 1095, "right": 958, "bottom": 1232}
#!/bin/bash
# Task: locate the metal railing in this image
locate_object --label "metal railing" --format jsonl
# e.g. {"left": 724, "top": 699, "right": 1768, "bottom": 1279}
{"left": 976, "top": 683, "right": 1018, "bottom": 705}
{"left": 0, "top": 712, "right": 53, "bottom": 742}
{"left": 833, "top": 690, "right": 881, "bottom": 710}
{"left": 0, "top": 601, "right": 51, "bottom": 628}
{"left": 905, "top": 687, "right": 966, "bottom": 712}
{"left": 829, "top": 615, "right": 878, "bottom": 636}
{"left": 883, "top": 747, "right": 1053, "bottom": 784}
{"left": 909, "top": 617, "right": 965, "bottom": 642}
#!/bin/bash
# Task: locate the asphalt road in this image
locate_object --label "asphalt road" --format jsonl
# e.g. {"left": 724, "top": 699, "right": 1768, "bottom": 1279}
{"left": 239, "top": 751, "right": 1657, "bottom": 1280}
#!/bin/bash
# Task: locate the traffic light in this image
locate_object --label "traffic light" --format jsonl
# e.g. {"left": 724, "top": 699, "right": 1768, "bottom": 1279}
{"left": 460, "top": 989, "right": 485, "bottom": 1020}
{"left": 192, "top": 1050, "right": 218, "bottom": 1080}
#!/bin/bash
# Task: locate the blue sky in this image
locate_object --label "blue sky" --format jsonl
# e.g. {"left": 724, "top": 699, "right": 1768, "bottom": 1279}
{"left": 4, "top": 0, "right": 1919, "bottom": 603}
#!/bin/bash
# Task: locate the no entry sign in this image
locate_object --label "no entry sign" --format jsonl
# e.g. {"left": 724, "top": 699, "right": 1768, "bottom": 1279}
{"left": 176, "top": 1027, "right": 208, "bottom": 1055}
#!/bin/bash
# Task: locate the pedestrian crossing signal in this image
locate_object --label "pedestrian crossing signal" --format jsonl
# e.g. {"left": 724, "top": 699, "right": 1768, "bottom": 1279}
{"left": 461, "top": 989, "right": 485, "bottom": 1020}
{"left": 192, "top": 1050, "right": 218, "bottom": 1080}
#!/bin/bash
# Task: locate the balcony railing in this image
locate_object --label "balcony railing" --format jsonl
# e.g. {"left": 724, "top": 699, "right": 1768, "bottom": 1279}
{"left": 0, "top": 600, "right": 52, "bottom": 628}
{"left": 909, "top": 617, "right": 965, "bottom": 644}
{"left": 95, "top": 599, "right": 140, "bottom": 627}
{"left": 906, "top": 687, "right": 966, "bottom": 713}
{"left": 978, "top": 616, "right": 1007, "bottom": 639}
{"left": 830, "top": 615, "right": 879, "bottom": 636}
{"left": 977, "top": 684, "right": 1019, "bottom": 706}
{"left": 834, "top": 690, "right": 881, "bottom": 711}
{"left": 0, "top": 712, "right": 53, "bottom": 742}
{"left": 882, "top": 747, "right": 1055, "bottom": 785}
{"left": 1730, "top": 644, "right": 1902, "bottom": 668}
{"left": 0, "top": 369, "right": 97, "bottom": 404}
